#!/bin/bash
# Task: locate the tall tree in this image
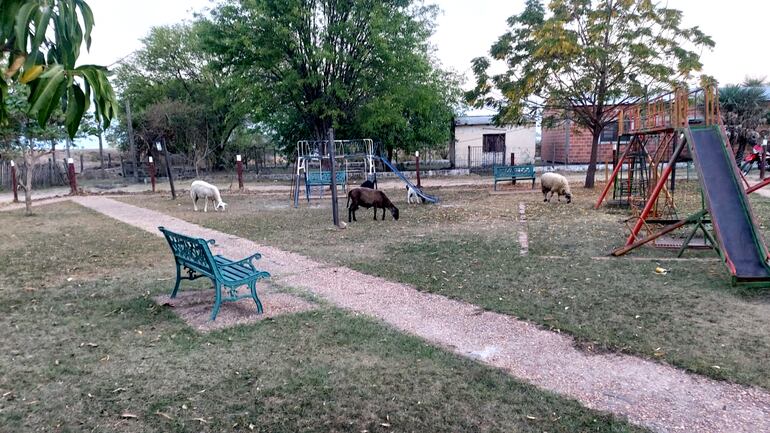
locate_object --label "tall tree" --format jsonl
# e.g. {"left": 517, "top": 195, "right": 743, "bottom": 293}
{"left": 113, "top": 23, "right": 251, "bottom": 170}
{"left": 1, "top": 0, "right": 118, "bottom": 212}
{"left": 720, "top": 77, "right": 768, "bottom": 160}
{"left": 203, "top": 0, "right": 458, "bottom": 156}
{"left": 467, "top": 0, "right": 714, "bottom": 187}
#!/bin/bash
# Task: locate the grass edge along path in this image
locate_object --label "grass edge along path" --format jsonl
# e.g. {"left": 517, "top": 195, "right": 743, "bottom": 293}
{"left": 72, "top": 196, "right": 770, "bottom": 433}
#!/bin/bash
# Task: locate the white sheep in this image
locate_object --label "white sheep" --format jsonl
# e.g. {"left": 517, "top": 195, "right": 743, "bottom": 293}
{"left": 190, "top": 180, "right": 228, "bottom": 212}
{"left": 540, "top": 172, "right": 572, "bottom": 203}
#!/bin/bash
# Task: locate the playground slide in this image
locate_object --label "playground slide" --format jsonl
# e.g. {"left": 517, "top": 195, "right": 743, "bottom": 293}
{"left": 373, "top": 156, "right": 439, "bottom": 204}
{"left": 686, "top": 126, "right": 770, "bottom": 282}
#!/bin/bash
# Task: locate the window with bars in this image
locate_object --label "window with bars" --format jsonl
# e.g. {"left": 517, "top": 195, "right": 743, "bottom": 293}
{"left": 482, "top": 134, "right": 506, "bottom": 152}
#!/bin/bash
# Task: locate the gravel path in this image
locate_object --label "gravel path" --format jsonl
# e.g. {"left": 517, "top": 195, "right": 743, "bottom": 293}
{"left": 71, "top": 196, "right": 770, "bottom": 433}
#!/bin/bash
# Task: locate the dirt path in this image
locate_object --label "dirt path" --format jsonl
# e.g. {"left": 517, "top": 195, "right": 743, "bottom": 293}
{"left": 71, "top": 196, "right": 770, "bottom": 433}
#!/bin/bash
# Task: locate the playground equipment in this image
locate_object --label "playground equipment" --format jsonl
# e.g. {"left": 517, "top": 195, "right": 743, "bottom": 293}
{"left": 291, "top": 139, "right": 439, "bottom": 207}
{"left": 597, "top": 86, "right": 770, "bottom": 286}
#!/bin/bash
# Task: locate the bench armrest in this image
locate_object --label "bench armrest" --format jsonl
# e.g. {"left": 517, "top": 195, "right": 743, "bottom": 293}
{"left": 220, "top": 253, "right": 263, "bottom": 271}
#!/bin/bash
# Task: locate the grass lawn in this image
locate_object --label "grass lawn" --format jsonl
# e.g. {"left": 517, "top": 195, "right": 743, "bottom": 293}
{"left": 118, "top": 179, "right": 770, "bottom": 390}
{"left": 0, "top": 201, "right": 646, "bottom": 432}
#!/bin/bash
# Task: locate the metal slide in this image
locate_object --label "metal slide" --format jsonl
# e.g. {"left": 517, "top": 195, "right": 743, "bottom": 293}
{"left": 373, "top": 156, "right": 439, "bottom": 204}
{"left": 686, "top": 126, "right": 770, "bottom": 283}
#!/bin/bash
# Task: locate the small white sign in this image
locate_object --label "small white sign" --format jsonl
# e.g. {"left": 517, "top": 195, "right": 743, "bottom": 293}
{"left": 415, "top": 151, "right": 420, "bottom": 158}
{"left": 156, "top": 142, "right": 162, "bottom": 151}
{"left": 67, "top": 158, "right": 74, "bottom": 164}
{"left": 10, "top": 160, "right": 15, "bottom": 167}
{"left": 148, "top": 156, "right": 154, "bottom": 163}
{"left": 236, "top": 154, "right": 242, "bottom": 162}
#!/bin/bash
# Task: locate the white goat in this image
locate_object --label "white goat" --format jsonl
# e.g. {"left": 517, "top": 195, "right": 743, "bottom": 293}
{"left": 190, "top": 180, "right": 227, "bottom": 212}
{"left": 406, "top": 185, "right": 425, "bottom": 204}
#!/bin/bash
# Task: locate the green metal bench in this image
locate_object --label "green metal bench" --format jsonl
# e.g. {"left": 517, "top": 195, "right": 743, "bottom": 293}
{"left": 159, "top": 226, "right": 270, "bottom": 321}
{"left": 305, "top": 170, "right": 347, "bottom": 201}
{"left": 493, "top": 164, "right": 536, "bottom": 191}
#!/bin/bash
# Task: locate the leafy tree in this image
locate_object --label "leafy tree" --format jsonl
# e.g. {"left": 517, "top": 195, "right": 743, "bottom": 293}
{"left": 203, "top": 0, "right": 459, "bottom": 158}
{"left": 467, "top": 0, "right": 714, "bottom": 187}
{"left": 1, "top": 0, "right": 118, "bottom": 212}
{"left": 113, "top": 23, "right": 252, "bottom": 170}
{"left": 720, "top": 77, "right": 768, "bottom": 159}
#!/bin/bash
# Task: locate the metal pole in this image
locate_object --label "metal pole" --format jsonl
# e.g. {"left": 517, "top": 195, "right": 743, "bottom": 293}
{"left": 415, "top": 151, "right": 421, "bottom": 187}
{"left": 67, "top": 157, "right": 77, "bottom": 195}
{"left": 236, "top": 154, "right": 244, "bottom": 190}
{"left": 10, "top": 160, "right": 18, "bottom": 203}
{"left": 149, "top": 156, "right": 156, "bottom": 192}
{"left": 510, "top": 152, "right": 515, "bottom": 166}
{"left": 761, "top": 138, "right": 767, "bottom": 180}
{"left": 160, "top": 139, "right": 176, "bottom": 199}
{"left": 125, "top": 99, "right": 139, "bottom": 183}
{"left": 80, "top": 154, "right": 84, "bottom": 173}
{"left": 328, "top": 128, "right": 340, "bottom": 227}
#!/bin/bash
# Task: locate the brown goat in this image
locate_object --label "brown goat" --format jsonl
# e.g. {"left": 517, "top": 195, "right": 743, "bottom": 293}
{"left": 347, "top": 187, "right": 400, "bottom": 222}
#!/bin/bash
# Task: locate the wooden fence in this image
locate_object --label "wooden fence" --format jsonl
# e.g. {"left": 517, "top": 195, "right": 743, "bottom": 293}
{"left": 0, "top": 159, "right": 69, "bottom": 191}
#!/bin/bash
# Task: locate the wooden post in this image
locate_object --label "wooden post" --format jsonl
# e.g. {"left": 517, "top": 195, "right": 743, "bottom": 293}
{"left": 236, "top": 154, "right": 244, "bottom": 190}
{"left": 108, "top": 153, "right": 112, "bottom": 168}
{"left": 467, "top": 146, "right": 471, "bottom": 168}
{"left": 761, "top": 139, "right": 767, "bottom": 180}
{"left": 159, "top": 140, "right": 176, "bottom": 199}
{"left": 149, "top": 156, "right": 156, "bottom": 192}
{"left": 80, "top": 154, "right": 84, "bottom": 173}
{"left": 510, "top": 152, "right": 515, "bottom": 166}
{"left": 98, "top": 127, "right": 105, "bottom": 171}
{"left": 67, "top": 158, "right": 77, "bottom": 195}
{"left": 328, "top": 128, "right": 340, "bottom": 227}
{"left": 415, "top": 151, "right": 421, "bottom": 188}
{"left": 10, "top": 160, "right": 18, "bottom": 203}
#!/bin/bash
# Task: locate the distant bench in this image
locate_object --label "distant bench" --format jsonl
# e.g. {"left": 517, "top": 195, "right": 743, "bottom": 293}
{"left": 305, "top": 171, "right": 347, "bottom": 201}
{"left": 493, "top": 164, "right": 536, "bottom": 191}
{"left": 159, "top": 227, "right": 270, "bottom": 321}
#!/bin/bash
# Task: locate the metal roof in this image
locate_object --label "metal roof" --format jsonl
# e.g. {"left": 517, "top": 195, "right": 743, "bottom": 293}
{"left": 455, "top": 115, "right": 495, "bottom": 126}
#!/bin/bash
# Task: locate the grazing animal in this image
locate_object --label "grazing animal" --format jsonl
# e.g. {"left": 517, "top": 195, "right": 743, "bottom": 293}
{"left": 540, "top": 172, "right": 572, "bottom": 203}
{"left": 360, "top": 179, "right": 376, "bottom": 189}
{"left": 346, "top": 187, "right": 399, "bottom": 222}
{"left": 406, "top": 185, "right": 425, "bottom": 204}
{"left": 190, "top": 180, "right": 227, "bottom": 212}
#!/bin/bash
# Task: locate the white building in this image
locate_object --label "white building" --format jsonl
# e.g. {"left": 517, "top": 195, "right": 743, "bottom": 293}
{"left": 450, "top": 115, "right": 536, "bottom": 168}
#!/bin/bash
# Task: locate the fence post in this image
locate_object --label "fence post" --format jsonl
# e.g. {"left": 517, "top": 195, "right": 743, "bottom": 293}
{"left": 80, "top": 154, "right": 84, "bottom": 173}
{"left": 67, "top": 158, "right": 77, "bottom": 195}
{"left": 415, "top": 151, "right": 421, "bottom": 187}
{"left": 108, "top": 153, "right": 112, "bottom": 168}
{"left": 761, "top": 138, "right": 767, "bottom": 180}
{"left": 149, "top": 156, "right": 156, "bottom": 192}
{"left": 510, "top": 152, "right": 515, "bottom": 166}
{"left": 467, "top": 146, "right": 471, "bottom": 168}
{"left": 236, "top": 154, "right": 244, "bottom": 190}
{"left": 328, "top": 128, "right": 340, "bottom": 227}
{"left": 10, "top": 160, "right": 18, "bottom": 203}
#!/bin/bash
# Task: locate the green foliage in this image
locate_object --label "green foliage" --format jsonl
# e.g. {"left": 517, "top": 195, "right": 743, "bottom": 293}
{"left": 720, "top": 78, "right": 769, "bottom": 157}
{"left": 467, "top": 0, "right": 714, "bottom": 187}
{"left": 113, "top": 22, "right": 252, "bottom": 167}
{"left": 203, "top": 0, "right": 460, "bottom": 155}
{"left": 1, "top": 0, "right": 118, "bottom": 138}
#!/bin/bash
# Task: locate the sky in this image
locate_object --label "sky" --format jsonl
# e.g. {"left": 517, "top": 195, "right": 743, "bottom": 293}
{"left": 75, "top": 0, "right": 769, "bottom": 147}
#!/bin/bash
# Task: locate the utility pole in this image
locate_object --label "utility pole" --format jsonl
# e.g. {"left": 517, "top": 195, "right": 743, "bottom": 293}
{"left": 125, "top": 99, "right": 138, "bottom": 183}
{"left": 328, "top": 127, "right": 340, "bottom": 227}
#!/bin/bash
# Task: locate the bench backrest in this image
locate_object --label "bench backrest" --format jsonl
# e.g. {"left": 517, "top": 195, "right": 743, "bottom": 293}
{"left": 306, "top": 171, "right": 347, "bottom": 185}
{"left": 494, "top": 164, "right": 535, "bottom": 178}
{"left": 159, "top": 226, "right": 218, "bottom": 278}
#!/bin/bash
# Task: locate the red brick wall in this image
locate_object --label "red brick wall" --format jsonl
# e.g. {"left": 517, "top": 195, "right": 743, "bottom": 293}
{"left": 542, "top": 111, "right": 617, "bottom": 164}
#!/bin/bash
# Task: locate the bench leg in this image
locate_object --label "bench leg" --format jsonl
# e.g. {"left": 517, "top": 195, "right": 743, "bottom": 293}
{"left": 249, "top": 281, "right": 264, "bottom": 314}
{"left": 211, "top": 281, "right": 223, "bottom": 321}
{"left": 171, "top": 263, "right": 182, "bottom": 298}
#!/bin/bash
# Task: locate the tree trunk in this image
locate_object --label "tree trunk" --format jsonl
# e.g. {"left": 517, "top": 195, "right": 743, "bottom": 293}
{"left": 23, "top": 151, "right": 33, "bottom": 215}
{"left": 584, "top": 128, "right": 602, "bottom": 188}
{"left": 98, "top": 128, "right": 105, "bottom": 171}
